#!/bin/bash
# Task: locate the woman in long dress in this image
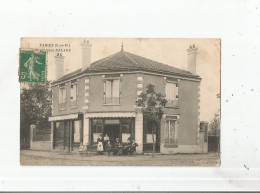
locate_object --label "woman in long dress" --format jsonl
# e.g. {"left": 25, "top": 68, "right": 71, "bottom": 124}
{"left": 103, "top": 134, "right": 109, "bottom": 151}
{"left": 97, "top": 134, "right": 104, "bottom": 153}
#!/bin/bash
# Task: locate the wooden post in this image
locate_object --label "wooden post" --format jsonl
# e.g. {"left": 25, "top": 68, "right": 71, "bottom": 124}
{"left": 152, "top": 123, "right": 155, "bottom": 157}
{"left": 30, "top": 125, "right": 36, "bottom": 150}
{"left": 69, "top": 121, "right": 73, "bottom": 152}
{"left": 63, "top": 122, "right": 66, "bottom": 151}
{"left": 119, "top": 119, "right": 122, "bottom": 143}
{"left": 51, "top": 122, "right": 54, "bottom": 151}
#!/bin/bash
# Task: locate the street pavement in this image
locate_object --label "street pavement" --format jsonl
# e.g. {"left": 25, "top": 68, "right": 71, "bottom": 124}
{"left": 20, "top": 150, "right": 220, "bottom": 166}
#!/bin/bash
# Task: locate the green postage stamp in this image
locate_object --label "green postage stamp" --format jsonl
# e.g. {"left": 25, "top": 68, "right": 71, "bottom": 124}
{"left": 19, "top": 49, "right": 46, "bottom": 83}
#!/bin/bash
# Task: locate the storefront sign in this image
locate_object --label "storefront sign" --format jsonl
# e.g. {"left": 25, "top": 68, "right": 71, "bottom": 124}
{"left": 105, "top": 120, "right": 120, "bottom": 125}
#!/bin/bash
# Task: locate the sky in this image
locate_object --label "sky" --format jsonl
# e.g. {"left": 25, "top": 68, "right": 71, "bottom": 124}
{"left": 21, "top": 38, "right": 220, "bottom": 122}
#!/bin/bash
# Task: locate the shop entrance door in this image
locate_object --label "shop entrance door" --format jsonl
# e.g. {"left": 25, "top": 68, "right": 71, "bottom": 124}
{"left": 64, "top": 121, "right": 70, "bottom": 152}
{"left": 54, "top": 121, "right": 75, "bottom": 152}
{"left": 103, "top": 124, "right": 120, "bottom": 144}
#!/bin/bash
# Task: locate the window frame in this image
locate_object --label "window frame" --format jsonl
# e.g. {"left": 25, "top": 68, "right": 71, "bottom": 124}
{"left": 164, "top": 117, "right": 179, "bottom": 148}
{"left": 103, "top": 77, "right": 121, "bottom": 105}
{"left": 70, "top": 82, "right": 78, "bottom": 108}
{"left": 58, "top": 86, "right": 66, "bottom": 110}
{"left": 165, "top": 81, "right": 179, "bottom": 108}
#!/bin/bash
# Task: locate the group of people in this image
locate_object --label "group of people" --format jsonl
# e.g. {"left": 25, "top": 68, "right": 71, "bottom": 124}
{"left": 78, "top": 133, "right": 138, "bottom": 156}
{"left": 97, "top": 134, "right": 138, "bottom": 156}
{"left": 96, "top": 133, "right": 112, "bottom": 153}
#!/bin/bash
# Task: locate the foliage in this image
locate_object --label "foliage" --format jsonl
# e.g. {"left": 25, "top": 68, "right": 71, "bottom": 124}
{"left": 208, "top": 113, "right": 220, "bottom": 136}
{"left": 136, "top": 84, "right": 167, "bottom": 124}
{"left": 20, "top": 81, "right": 52, "bottom": 148}
{"left": 135, "top": 84, "right": 167, "bottom": 156}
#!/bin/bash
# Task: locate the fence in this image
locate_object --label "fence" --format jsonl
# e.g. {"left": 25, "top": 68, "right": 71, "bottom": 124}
{"left": 30, "top": 125, "right": 52, "bottom": 151}
{"left": 208, "top": 135, "right": 220, "bottom": 152}
{"left": 33, "top": 129, "right": 51, "bottom": 141}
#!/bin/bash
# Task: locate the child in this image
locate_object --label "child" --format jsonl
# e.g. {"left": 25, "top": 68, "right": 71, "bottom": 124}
{"left": 79, "top": 142, "right": 87, "bottom": 156}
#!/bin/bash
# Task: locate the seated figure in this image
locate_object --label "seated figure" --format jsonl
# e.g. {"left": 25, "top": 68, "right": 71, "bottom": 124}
{"left": 129, "top": 140, "right": 138, "bottom": 155}
{"left": 113, "top": 138, "right": 122, "bottom": 156}
{"left": 78, "top": 142, "right": 87, "bottom": 156}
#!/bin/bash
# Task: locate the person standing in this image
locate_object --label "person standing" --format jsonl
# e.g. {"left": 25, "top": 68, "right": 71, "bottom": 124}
{"left": 103, "top": 133, "right": 109, "bottom": 151}
{"left": 97, "top": 134, "right": 104, "bottom": 154}
{"left": 106, "top": 140, "right": 112, "bottom": 156}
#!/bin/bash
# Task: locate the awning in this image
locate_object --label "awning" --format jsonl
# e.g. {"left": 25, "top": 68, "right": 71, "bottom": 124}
{"left": 49, "top": 113, "right": 81, "bottom": 122}
{"left": 85, "top": 112, "right": 136, "bottom": 118}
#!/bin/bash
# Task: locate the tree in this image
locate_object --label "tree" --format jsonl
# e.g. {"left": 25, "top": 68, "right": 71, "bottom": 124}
{"left": 208, "top": 113, "right": 220, "bottom": 136}
{"left": 20, "top": 81, "right": 52, "bottom": 149}
{"left": 136, "top": 84, "right": 167, "bottom": 157}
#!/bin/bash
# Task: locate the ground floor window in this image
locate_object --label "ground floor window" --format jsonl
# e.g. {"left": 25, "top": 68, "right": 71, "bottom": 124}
{"left": 90, "top": 118, "right": 134, "bottom": 145}
{"left": 121, "top": 119, "right": 134, "bottom": 143}
{"left": 53, "top": 119, "right": 82, "bottom": 151}
{"left": 165, "top": 119, "right": 178, "bottom": 147}
{"left": 91, "top": 119, "right": 103, "bottom": 143}
{"left": 54, "top": 122, "right": 65, "bottom": 143}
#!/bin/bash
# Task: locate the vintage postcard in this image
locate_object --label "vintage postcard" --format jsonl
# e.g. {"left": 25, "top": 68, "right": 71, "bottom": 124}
{"left": 20, "top": 38, "right": 220, "bottom": 166}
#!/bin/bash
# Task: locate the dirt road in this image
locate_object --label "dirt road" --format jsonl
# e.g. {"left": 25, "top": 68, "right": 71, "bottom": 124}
{"left": 20, "top": 150, "right": 220, "bottom": 166}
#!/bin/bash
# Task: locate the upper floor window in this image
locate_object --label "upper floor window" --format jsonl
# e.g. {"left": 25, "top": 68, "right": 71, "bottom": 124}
{"left": 104, "top": 79, "right": 120, "bottom": 104}
{"left": 70, "top": 83, "right": 78, "bottom": 108}
{"left": 165, "top": 82, "right": 178, "bottom": 108}
{"left": 59, "top": 87, "right": 66, "bottom": 110}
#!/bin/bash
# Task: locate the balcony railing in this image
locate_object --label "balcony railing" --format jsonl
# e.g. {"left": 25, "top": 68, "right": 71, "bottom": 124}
{"left": 165, "top": 99, "right": 179, "bottom": 108}
{"left": 58, "top": 102, "right": 66, "bottom": 110}
{"left": 70, "top": 100, "right": 78, "bottom": 108}
{"left": 104, "top": 97, "right": 120, "bottom": 104}
{"left": 164, "top": 138, "right": 179, "bottom": 147}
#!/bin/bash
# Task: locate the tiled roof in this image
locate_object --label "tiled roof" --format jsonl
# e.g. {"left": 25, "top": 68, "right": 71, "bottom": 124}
{"left": 53, "top": 50, "right": 200, "bottom": 84}
{"left": 52, "top": 68, "right": 83, "bottom": 83}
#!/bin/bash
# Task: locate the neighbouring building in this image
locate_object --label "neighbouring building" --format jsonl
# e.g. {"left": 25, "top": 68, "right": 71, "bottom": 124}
{"left": 48, "top": 41, "right": 208, "bottom": 154}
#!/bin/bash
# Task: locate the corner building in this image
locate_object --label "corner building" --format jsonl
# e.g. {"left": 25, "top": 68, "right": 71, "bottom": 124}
{"left": 49, "top": 41, "right": 207, "bottom": 154}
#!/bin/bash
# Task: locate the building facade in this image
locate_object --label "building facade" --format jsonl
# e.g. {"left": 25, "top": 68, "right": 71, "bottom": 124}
{"left": 48, "top": 41, "right": 208, "bottom": 154}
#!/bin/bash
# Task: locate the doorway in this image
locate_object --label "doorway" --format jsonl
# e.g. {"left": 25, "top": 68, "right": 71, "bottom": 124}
{"left": 103, "top": 124, "right": 120, "bottom": 144}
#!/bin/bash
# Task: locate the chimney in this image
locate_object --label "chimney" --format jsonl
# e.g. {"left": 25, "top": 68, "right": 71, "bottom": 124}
{"left": 54, "top": 53, "right": 64, "bottom": 80}
{"left": 81, "top": 40, "right": 92, "bottom": 71}
{"left": 187, "top": 44, "right": 198, "bottom": 75}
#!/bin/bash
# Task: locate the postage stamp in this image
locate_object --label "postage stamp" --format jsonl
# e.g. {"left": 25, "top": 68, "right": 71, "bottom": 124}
{"left": 19, "top": 49, "right": 46, "bottom": 83}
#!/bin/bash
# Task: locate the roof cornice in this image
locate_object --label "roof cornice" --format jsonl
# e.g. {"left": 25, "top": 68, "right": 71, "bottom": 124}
{"left": 51, "top": 69, "right": 201, "bottom": 87}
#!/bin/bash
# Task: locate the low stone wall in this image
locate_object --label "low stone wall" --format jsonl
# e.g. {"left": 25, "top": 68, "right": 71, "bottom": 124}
{"left": 30, "top": 141, "right": 52, "bottom": 151}
{"left": 160, "top": 131, "right": 208, "bottom": 154}
{"left": 160, "top": 144, "right": 206, "bottom": 154}
{"left": 30, "top": 125, "right": 53, "bottom": 151}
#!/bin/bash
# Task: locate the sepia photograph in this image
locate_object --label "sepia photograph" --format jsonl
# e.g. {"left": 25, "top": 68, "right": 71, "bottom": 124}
{"left": 19, "top": 38, "right": 220, "bottom": 166}
{"left": 0, "top": 0, "right": 259, "bottom": 191}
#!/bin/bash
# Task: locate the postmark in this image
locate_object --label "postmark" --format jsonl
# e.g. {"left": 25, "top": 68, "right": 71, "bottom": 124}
{"left": 19, "top": 49, "right": 46, "bottom": 83}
